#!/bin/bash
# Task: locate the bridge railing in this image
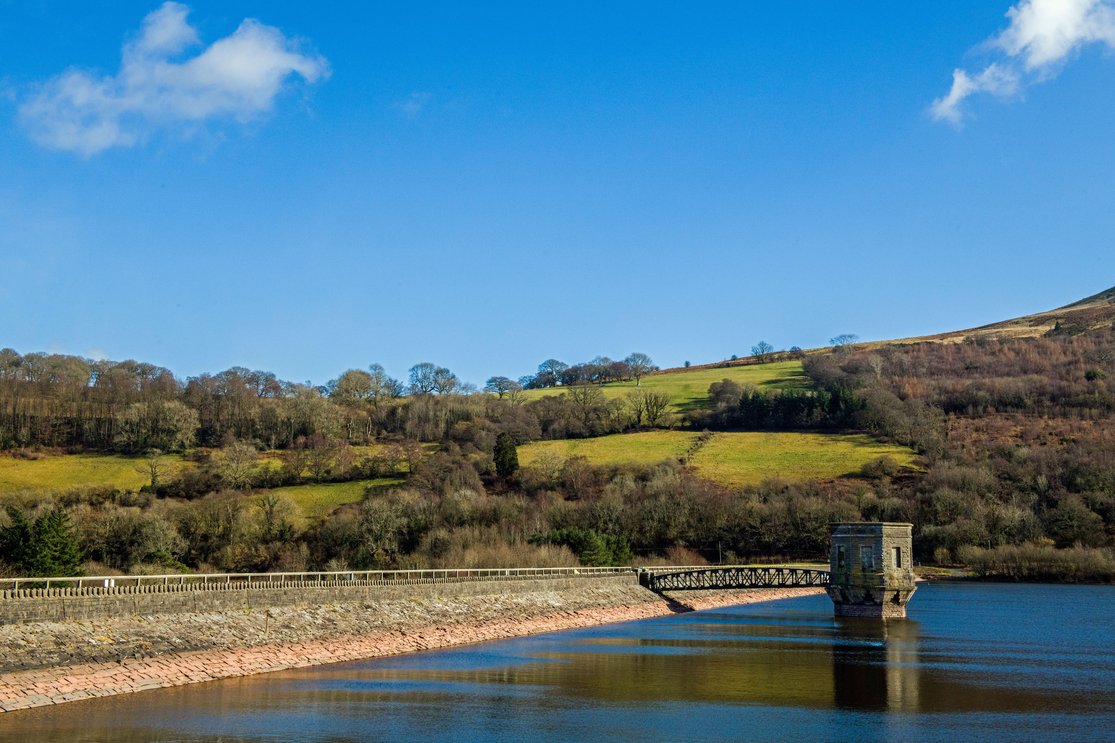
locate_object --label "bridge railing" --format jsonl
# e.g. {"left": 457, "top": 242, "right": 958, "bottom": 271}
{"left": 0, "top": 564, "right": 834, "bottom": 600}
{"left": 642, "top": 565, "right": 831, "bottom": 591}
{"left": 0, "top": 566, "right": 634, "bottom": 600}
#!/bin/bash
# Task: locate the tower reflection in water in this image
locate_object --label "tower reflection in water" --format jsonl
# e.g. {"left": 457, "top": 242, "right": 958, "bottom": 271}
{"left": 831, "top": 617, "right": 920, "bottom": 712}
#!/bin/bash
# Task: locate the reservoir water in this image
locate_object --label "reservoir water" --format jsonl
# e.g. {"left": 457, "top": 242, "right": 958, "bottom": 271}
{"left": 2, "top": 583, "right": 1113, "bottom": 742}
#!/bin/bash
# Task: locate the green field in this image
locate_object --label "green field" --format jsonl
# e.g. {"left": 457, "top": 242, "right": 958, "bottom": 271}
{"left": 0, "top": 453, "right": 191, "bottom": 496}
{"left": 517, "top": 360, "right": 810, "bottom": 413}
{"left": 265, "top": 478, "right": 405, "bottom": 525}
{"left": 689, "top": 432, "right": 917, "bottom": 487}
{"left": 518, "top": 431, "right": 699, "bottom": 467}
{"left": 518, "top": 430, "right": 916, "bottom": 487}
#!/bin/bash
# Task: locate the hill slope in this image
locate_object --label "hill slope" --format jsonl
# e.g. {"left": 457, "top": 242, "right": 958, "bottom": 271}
{"left": 650, "top": 283, "right": 1115, "bottom": 374}
{"left": 887, "top": 283, "right": 1115, "bottom": 346}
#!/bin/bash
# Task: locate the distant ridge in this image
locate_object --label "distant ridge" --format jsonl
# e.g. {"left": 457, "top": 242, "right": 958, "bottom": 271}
{"left": 655, "top": 283, "right": 1115, "bottom": 374}
{"left": 1061, "top": 285, "right": 1115, "bottom": 309}
{"left": 915, "top": 283, "right": 1115, "bottom": 344}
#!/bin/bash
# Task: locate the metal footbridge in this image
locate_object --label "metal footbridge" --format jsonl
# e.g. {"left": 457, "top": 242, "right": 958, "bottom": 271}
{"left": 639, "top": 565, "right": 830, "bottom": 592}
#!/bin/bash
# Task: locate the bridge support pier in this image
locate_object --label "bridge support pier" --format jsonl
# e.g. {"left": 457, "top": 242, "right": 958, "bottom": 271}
{"left": 826, "top": 523, "right": 916, "bottom": 619}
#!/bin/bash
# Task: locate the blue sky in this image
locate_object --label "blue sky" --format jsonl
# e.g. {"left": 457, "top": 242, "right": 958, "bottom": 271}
{"left": 2, "top": 1, "right": 1114, "bottom": 387}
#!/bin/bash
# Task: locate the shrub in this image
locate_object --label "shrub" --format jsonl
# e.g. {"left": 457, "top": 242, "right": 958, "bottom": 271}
{"left": 530, "top": 527, "right": 633, "bottom": 566}
{"left": 958, "top": 543, "right": 1115, "bottom": 582}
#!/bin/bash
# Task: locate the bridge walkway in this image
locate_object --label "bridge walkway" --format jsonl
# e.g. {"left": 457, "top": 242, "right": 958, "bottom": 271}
{"left": 640, "top": 565, "right": 830, "bottom": 592}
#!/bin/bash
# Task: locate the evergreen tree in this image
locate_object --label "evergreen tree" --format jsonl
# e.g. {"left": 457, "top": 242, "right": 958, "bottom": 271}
{"left": 530, "top": 528, "right": 633, "bottom": 566}
{"left": 0, "top": 506, "right": 83, "bottom": 577}
{"left": 0, "top": 505, "right": 34, "bottom": 571}
{"left": 494, "top": 432, "right": 519, "bottom": 479}
{"left": 32, "top": 508, "right": 83, "bottom": 577}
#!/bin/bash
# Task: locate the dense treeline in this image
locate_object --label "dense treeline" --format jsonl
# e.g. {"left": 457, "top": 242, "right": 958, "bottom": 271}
{"left": 518, "top": 353, "right": 657, "bottom": 389}
{"left": 3, "top": 429, "right": 1111, "bottom": 578}
{"left": 694, "top": 363, "right": 945, "bottom": 456}
{"left": 0, "top": 456, "right": 886, "bottom": 576}
{"left": 958, "top": 543, "right": 1115, "bottom": 582}
{"left": 0, "top": 350, "right": 669, "bottom": 453}
{"left": 806, "top": 332, "right": 1115, "bottom": 419}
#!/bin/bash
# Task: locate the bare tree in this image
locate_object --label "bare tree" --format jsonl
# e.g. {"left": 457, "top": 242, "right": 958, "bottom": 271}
{"left": 866, "top": 354, "right": 885, "bottom": 379}
{"left": 484, "top": 376, "right": 522, "bottom": 399}
{"left": 432, "top": 366, "right": 460, "bottom": 395}
{"left": 256, "top": 493, "right": 295, "bottom": 542}
{"left": 642, "top": 391, "right": 671, "bottom": 427}
{"left": 751, "top": 341, "right": 774, "bottom": 362}
{"left": 535, "top": 359, "right": 569, "bottom": 388}
{"left": 534, "top": 451, "right": 565, "bottom": 485}
{"left": 409, "top": 363, "right": 438, "bottom": 395}
{"left": 216, "top": 440, "right": 259, "bottom": 491}
{"left": 624, "top": 353, "right": 656, "bottom": 386}
{"left": 408, "top": 363, "right": 459, "bottom": 395}
{"left": 136, "top": 448, "right": 167, "bottom": 491}
{"left": 625, "top": 390, "right": 646, "bottom": 428}
{"left": 566, "top": 384, "right": 610, "bottom": 432}
{"left": 328, "top": 369, "right": 377, "bottom": 406}
{"left": 626, "top": 389, "right": 671, "bottom": 428}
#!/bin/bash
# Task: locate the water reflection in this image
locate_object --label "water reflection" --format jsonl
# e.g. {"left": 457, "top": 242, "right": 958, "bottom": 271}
{"left": 832, "top": 617, "right": 919, "bottom": 711}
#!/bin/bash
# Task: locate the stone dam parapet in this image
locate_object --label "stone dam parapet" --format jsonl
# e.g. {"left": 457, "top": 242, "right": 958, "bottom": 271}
{"left": 0, "top": 567, "right": 631, "bottom": 624}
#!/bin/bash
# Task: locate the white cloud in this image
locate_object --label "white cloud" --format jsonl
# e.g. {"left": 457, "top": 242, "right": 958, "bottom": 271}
{"left": 931, "top": 0, "right": 1115, "bottom": 124}
{"left": 930, "top": 65, "right": 1019, "bottom": 124}
{"left": 393, "top": 92, "right": 431, "bottom": 118}
{"left": 19, "top": 2, "right": 329, "bottom": 155}
{"left": 999, "top": 0, "right": 1115, "bottom": 69}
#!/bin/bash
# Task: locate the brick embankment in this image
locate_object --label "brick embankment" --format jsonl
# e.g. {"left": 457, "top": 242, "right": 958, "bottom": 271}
{"left": 0, "top": 579, "right": 823, "bottom": 713}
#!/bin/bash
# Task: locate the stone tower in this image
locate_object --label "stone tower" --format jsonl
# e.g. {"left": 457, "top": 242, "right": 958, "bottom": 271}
{"left": 826, "top": 522, "right": 917, "bottom": 619}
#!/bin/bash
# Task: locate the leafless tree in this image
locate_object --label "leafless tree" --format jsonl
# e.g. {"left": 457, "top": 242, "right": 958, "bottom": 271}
{"left": 624, "top": 353, "right": 656, "bottom": 386}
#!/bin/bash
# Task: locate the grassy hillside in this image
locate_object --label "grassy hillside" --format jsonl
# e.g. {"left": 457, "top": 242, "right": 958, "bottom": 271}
{"left": 266, "top": 478, "right": 404, "bottom": 525}
{"left": 519, "top": 430, "right": 917, "bottom": 487}
{"left": 518, "top": 431, "right": 699, "bottom": 467}
{"left": 0, "top": 451, "right": 403, "bottom": 524}
{"left": 0, "top": 453, "right": 191, "bottom": 497}
{"left": 689, "top": 432, "right": 916, "bottom": 487}
{"left": 518, "top": 360, "right": 810, "bottom": 413}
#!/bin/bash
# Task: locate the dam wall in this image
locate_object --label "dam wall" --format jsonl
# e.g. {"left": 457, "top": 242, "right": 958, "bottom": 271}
{"left": 0, "top": 567, "right": 631, "bottom": 624}
{"left": 0, "top": 568, "right": 822, "bottom": 713}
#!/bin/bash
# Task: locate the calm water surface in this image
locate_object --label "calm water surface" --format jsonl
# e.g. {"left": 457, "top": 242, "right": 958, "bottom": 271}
{"left": 2, "top": 583, "right": 1114, "bottom": 742}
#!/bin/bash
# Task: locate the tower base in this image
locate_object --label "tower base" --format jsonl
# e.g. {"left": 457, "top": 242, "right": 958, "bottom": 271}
{"left": 827, "top": 587, "right": 916, "bottom": 619}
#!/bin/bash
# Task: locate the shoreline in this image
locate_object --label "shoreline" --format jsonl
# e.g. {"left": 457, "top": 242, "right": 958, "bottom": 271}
{"left": 0, "top": 586, "right": 822, "bottom": 713}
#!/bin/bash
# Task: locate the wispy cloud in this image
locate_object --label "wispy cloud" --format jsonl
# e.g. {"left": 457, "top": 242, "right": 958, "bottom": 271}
{"left": 931, "top": 64, "right": 1020, "bottom": 125}
{"left": 931, "top": 0, "right": 1115, "bottom": 124}
{"left": 393, "top": 92, "right": 431, "bottom": 118}
{"left": 18, "top": 2, "right": 330, "bottom": 155}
